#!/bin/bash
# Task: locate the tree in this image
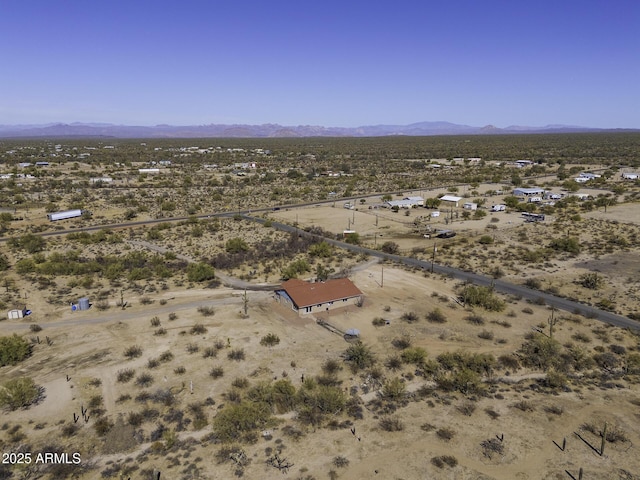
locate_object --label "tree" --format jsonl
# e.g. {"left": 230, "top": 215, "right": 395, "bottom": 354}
{"left": 343, "top": 342, "right": 375, "bottom": 372}
{"left": 344, "top": 232, "right": 360, "bottom": 245}
{"left": 0, "top": 334, "right": 32, "bottom": 366}
{"left": 315, "top": 264, "right": 330, "bottom": 281}
{"left": 308, "top": 241, "right": 332, "bottom": 258}
{"left": 549, "top": 237, "right": 581, "bottom": 254}
{"left": 225, "top": 237, "right": 249, "bottom": 254}
{"left": 519, "top": 333, "right": 561, "bottom": 371}
{"left": 0, "top": 377, "right": 41, "bottom": 410}
{"left": 0, "top": 252, "right": 9, "bottom": 271}
{"left": 212, "top": 401, "right": 272, "bottom": 443}
{"left": 381, "top": 241, "right": 399, "bottom": 254}
{"left": 186, "top": 262, "right": 215, "bottom": 282}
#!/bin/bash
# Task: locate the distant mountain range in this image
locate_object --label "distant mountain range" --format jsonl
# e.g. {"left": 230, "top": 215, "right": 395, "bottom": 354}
{"left": 0, "top": 121, "right": 635, "bottom": 138}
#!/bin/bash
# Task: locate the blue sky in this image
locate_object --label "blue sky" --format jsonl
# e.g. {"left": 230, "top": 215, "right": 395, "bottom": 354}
{"left": 1, "top": 0, "right": 639, "bottom": 128}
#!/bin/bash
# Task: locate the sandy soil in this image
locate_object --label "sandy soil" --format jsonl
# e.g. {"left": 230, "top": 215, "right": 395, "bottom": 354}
{"left": 2, "top": 262, "right": 639, "bottom": 480}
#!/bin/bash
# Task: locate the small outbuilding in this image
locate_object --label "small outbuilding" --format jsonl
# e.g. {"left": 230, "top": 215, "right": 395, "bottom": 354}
{"left": 513, "top": 187, "right": 545, "bottom": 197}
{"left": 439, "top": 195, "right": 462, "bottom": 207}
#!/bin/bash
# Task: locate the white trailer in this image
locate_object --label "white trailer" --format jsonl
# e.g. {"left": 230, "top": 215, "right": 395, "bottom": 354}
{"left": 491, "top": 204, "right": 506, "bottom": 212}
{"left": 47, "top": 209, "right": 83, "bottom": 221}
{"left": 7, "top": 309, "right": 24, "bottom": 319}
{"left": 463, "top": 202, "right": 478, "bottom": 211}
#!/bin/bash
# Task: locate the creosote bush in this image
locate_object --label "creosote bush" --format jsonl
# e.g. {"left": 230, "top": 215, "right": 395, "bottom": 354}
{"left": 124, "top": 345, "right": 143, "bottom": 359}
{"left": 426, "top": 308, "right": 447, "bottom": 323}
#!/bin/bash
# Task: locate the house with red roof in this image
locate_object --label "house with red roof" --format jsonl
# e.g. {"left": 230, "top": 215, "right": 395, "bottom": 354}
{"left": 275, "top": 278, "right": 363, "bottom": 315}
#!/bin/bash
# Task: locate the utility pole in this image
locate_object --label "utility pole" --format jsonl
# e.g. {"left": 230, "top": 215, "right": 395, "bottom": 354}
{"left": 381, "top": 266, "right": 384, "bottom": 288}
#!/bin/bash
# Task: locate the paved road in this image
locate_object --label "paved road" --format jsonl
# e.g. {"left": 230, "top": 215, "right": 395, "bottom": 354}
{"left": 243, "top": 214, "right": 639, "bottom": 332}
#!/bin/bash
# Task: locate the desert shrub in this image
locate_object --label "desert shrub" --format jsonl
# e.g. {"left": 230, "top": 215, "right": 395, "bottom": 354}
{"left": 0, "top": 377, "right": 42, "bottom": 410}
{"left": 521, "top": 307, "right": 534, "bottom": 314}
{"left": 158, "top": 351, "right": 173, "bottom": 362}
{"left": 478, "top": 330, "right": 495, "bottom": 340}
{"left": 436, "top": 427, "right": 456, "bottom": 441}
{"left": 379, "top": 416, "right": 404, "bottom": 432}
{"left": 187, "top": 262, "right": 216, "bottom": 282}
{"left": 154, "top": 328, "right": 167, "bottom": 336}
{"left": 140, "top": 297, "right": 154, "bottom": 305}
{"left": 426, "top": 308, "right": 446, "bottom": 323}
{"left": 212, "top": 401, "right": 272, "bottom": 443}
{"left": 401, "top": 311, "right": 419, "bottom": 323}
{"left": 321, "top": 359, "right": 342, "bottom": 375}
{"left": 0, "top": 334, "right": 32, "bottom": 366}
{"left": 498, "top": 354, "right": 520, "bottom": 371}
{"left": 29, "top": 324, "right": 42, "bottom": 332}
{"left": 579, "top": 272, "right": 604, "bottom": 290}
{"left": 93, "top": 417, "right": 114, "bottom": 436}
{"left": 381, "top": 241, "right": 400, "bottom": 254}
{"left": 548, "top": 237, "right": 581, "bottom": 254}
{"left": 372, "top": 317, "right": 386, "bottom": 327}
{"left": 431, "top": 455, "right": 458, "bottom": 468}
{"left": 609, "top": 344, "right": 626, "bottom": 355}
{"left": 465, "top": 314, "right": 485, "bottom": 325}
{"left": 232, "top": 377, "right": 250, "bottom": 389}
{"left": 343, "top": 342, "right": 375, "bottom": 372}
{"left": 391, "top": 337, "right": 411, "bottom": 349}
{"left": 190, "top": 323, "right": 208, "bottom": 334}
{"left": 571, "top": 332, "right": 591, "bottom": 343}
{"left": 401, "top": 347, "right": 427, "bottom": 365}
{"left": 228, "top": 348, "right": 246, "bottom": 361}
{"left": 456, "top": 400, "right": 477, "bottom": 416}
{"left": 260, "top": 333, "right": 280, "bottom": 347}
{"left": 485, "top": 408, "right": 500, "bottom": 419}
{"left": 519, "top": 333, "right": 561, "bottom": 371}
{"left": 385, "top": 355, "right": 403, "bottom": 371}
{"left": 135, "top": 373, "right": 154, "bottom": 387}
{"left": 511, "top": 400, "right": 534, "bottom": 412}
{"left": 186, "top": 343, "right": 199, "bottom": 354}
{"left": 150, "top": 316, "right": 161, "bottom": 327}
{"left": 481, "top": 438, "right": 504, "bottom": 459}
{"left": 210, "top": 366, "right": 224, "bottom": 378}
{"left": 61, "top": 423, "right": 79, "bottom": 437}
{"left": 524, "top": 278, "right": 542, "bottom": 289}
{"left": 543, "top": 405, "right": 564, "bottom": 416}
{"left": 124, "top": 345, "right": 143, "bottom": 359}
{"left": 168, "top": 312, "right": 178, "bottom": 321}
{"left": 202, "top": 347, "right": 217, "bottom": 358}
{"left": 459, "top": 285, "right": 505, "bottom": 311}
{"left": 382, "top": 377, "right": 406, "bottom": 400}
{"left": 147, "top": 358, "right": 160, "bottom": 369}
{"left": 127, "top": 412, "right": 144, "bottom": 427}
{"left": 197, "top": 306, "right": 215, "bottom": 317}
{"left": 174, "top": 366, "right": 186, "bottom": 375}
{"left": 117, "top": 368, "right": 135, "bottom": 383}
{"left": 544, "top": 370, "right": 567, "bottom": 389}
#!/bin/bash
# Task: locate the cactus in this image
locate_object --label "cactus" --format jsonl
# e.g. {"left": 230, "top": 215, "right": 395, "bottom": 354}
{"left": 600, "top": 422, "right": 607, "bottom": 456}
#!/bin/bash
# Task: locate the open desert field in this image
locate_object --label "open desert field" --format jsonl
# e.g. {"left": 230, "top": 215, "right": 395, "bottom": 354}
{"left": 1, "top": 134, "right": 640, "bottom": 480}
{"left": 1, "top": 261, "right": 639, "bottom": 480}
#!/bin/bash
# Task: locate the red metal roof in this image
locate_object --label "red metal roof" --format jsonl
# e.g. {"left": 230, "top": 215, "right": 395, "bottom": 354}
{"left": 279, "top": 278, "right": 363, "bottom": 308}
